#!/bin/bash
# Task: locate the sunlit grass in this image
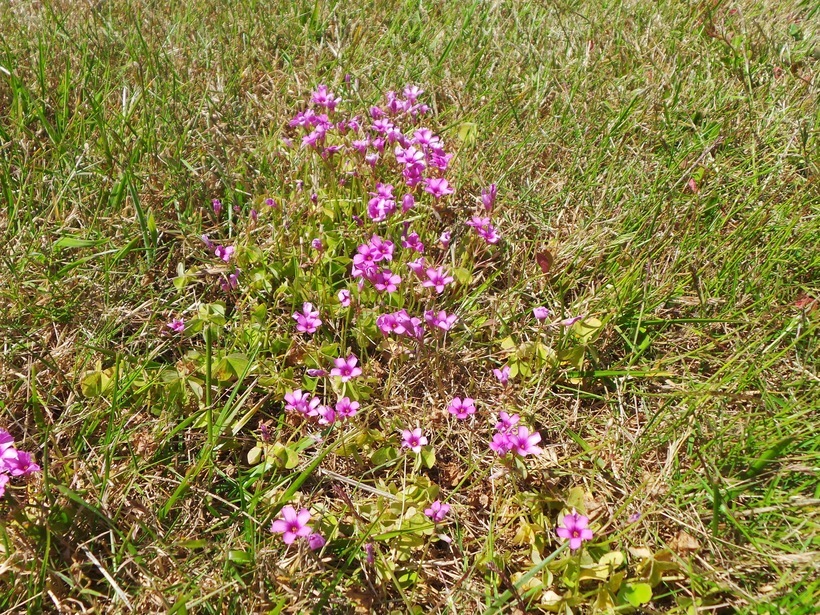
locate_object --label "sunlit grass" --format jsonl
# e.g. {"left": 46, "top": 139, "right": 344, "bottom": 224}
{"left": 1, "top": 0, "right": 818, "bottom": 612}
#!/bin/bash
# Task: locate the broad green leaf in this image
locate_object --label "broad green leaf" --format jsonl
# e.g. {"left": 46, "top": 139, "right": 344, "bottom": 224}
{"left": 619, "top": 582, "right": 652, "bottom": 607}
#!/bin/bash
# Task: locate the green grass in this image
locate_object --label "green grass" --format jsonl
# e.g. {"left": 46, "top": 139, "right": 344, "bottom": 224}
{"left": 1, "top": 0, "right": 818, "bottom": 612}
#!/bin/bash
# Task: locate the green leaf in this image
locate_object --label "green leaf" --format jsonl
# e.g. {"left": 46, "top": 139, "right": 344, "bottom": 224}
{"left": 452, "top": 267, "right": 472, "bottom": 285}
{"left": 457, "top": 121, "right": 477, "bottom": 144}
{"left": 572, "top": 317, "right": 603, "bottom": 345}
{"left": 371, "top": 446, "right": 399, "bottom": 467}
{"left": 53, "top": 236, "right": 107, "bottom": 249}
{"left": 227, "top": 550, "right": 253, "bottom": 565}
{"left": 420, "top": 445, "right": 436, "bottom": 469}
{"left": 619, "top": 582, "right": 652, "bottom": 607}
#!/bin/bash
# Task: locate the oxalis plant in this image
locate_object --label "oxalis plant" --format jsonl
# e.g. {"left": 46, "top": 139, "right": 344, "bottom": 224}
{"left": 74, "top": 82, "right": 658, "bottom": 611}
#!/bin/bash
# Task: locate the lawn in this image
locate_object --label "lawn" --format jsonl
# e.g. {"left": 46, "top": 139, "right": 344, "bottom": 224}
{"left": 1, "top": 0, "right": 818, "bottom": 612}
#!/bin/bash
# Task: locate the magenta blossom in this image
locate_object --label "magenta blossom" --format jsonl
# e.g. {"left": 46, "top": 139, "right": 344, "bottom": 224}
{"left": 423, "top": 177, "right": 454, "bottom": 199}
{"left": 370, "top": 268, "right": 401, "bottom": 294}
{"left": 293, "top": 302, "right": 322, "bottom": 334}
{"left": 306, "top": 368, "right": 329, "bottom": 377}
{"left": 377, "top": 310, "right": 424, "bottom": 338}
{"left": 492, "top": 365, "right": 511, "bottom": 385}
{"left": 533, "top": 307, "right": 550, "bottom": 321}
{"left": 556, "top": 509, "right": 594, "bottom": 551}
{"left": 284, "top": 390, "right": 321, "bottom": 416}
{"left": 330, "top": 355, "right": 362, "bottom": 382}
{"left": 317, "top": 405, "right": 337, "bottom": 426}
{"left": 270, "top": 506, "right": 313, "bottom": 545}
{"left": 401, "top": 428, "right": 428, "bottom": 453}
{"left": 401, "top": 193, "right": 415, "bottom": 213}
{"left": 401, "top": 232, "right": 424, "bottom": 253}
{"left": 167, "top": 318, "right": 185, "bottom": 333}
{"left": 560, "top": 315, "right": 583, "bottom": 327}
{"left": 422, "top": 267, "right": 454, "bottom": 294}
{"left": 425, "top": 310, "right": 458, "bottom": 331}
{"left": 509, "top": 426, "right": 542, "bottom": 457}
{"left": 439, "top": 230, "right": 452, "bottom": 247}
{"left": 338, "top": 289, "right": 351, "bottom": 307}
{"left": 335, "top": 397, "right": 360, "bottom": 419}
{"left": 307, "top": 532, "right": 326, "bottom": 550}
{"left": 447, "top": 397, "right": 476, "bottom": 420}
{"left": 466, "top": 216, "right": 500, "bottom": 244}
{"left": 212, "top": 199, "right": 222, "bottom": 215}
{"left": 3, "top": 450, "right": 40, "bottom": 477}
{"left": 407, "top": 257, "right": 427, "bottom": 278}
{"left": 424, "top": 500, "right": 450, "bottom": 523}
{"left": 495, "top": 411, "right": 520, "bottom": 433}
{"left": 490, "top": 432, "right": 514, "bottom": 456}
{"left": 368, "top": 235, "right": 395, "bottom": 262}
{"left": 0, "top": 474, "right": 8, "bottom": 498}
{"left": 214, "top": 245, "right": 235, "bottom": 262}
{"left": 311, "top": 84, "right": 341, "bottom": 111}
{"left": 481, "top": 184, "right": 497, "bottom": 211}
{"left": 311, "top": 238, "right": 324, "bottom": 251}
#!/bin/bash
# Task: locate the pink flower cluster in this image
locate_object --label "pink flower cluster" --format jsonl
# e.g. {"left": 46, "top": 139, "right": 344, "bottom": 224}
{"left": 293, "top": 302, "right": 322, "bottom": 334}
{"left": 377, "top": 309, "right": 424, "bottom": 339}
{"left": 270, "top": 505, "right": 325, "bottom": 549}
{"left": 284, "top": 389, "right": 360, "bottom": 427}
{"left": 489, "top": 412, "right": 542, "bottom": 457}
{"left": 352, "top": 235, "right": 401, "bottom": 293}
{"left": 1, "top": 430, "right": 40, "bottom": 498}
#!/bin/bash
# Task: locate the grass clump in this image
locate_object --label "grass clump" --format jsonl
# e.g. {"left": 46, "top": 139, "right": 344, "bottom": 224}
{"left": 1, "top": 0, "right": 818, "bottom": 612}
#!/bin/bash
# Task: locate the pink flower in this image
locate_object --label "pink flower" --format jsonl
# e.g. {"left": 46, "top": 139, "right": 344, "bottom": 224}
{"left": 509, "top": 426, "right": 542, "bottom": 457}
{"left": 0, "top": 474, "right": 8, "bottom": 498}
{"left": 556, "top": 509, "right": 594, "bottom": 551}
{"left": 212, "top": 199, "right": 222, "bottom": 215}
{"left": 377, "top": 310, "right": 424, "bottom": 338}
{"left": 368, "top": 235, "right": 395, "bottom": 262}
{"left": 424, "top": 310, "right": 458, "bottom": 331}
{"left": 338, "top": 289, "right": 351, "bottom": 307}
{"left": 2, "top": 450, "right": 40, "bottom": 477}
{"left": 311, "top": 84, "right": 341, "bottom": 111}
{"left": 0, "top": 431, "right": 13, "bottom": 453}
{"left": 220, "top": 269, "right": 239, "bottom": 292}
{"left": 481, "top": 184, "right": 497, "bottom": 211}
{"left": 492, "top": 366, "right": 511, "bottom": 385}
{"left": 265, "top": 197, "right": 277, "bottom": 207}
{"left": 270, "top": 506, "right": 313, "bottom": 545}
{"left": 447, "top": 397, "right": 476, "bottom": 420}
{"left": 335, "top": 397, "right": 359, "bottom": 419}
{"left": 330, "top": 355, "right": 362, "bottom": 382}
{"left": 533, "top": 307, "right": 550, "bottom": 321}
{"left": 401, "top": 428, "right": 428, "bottom": 453}
{"left": 489, "top": 432, "right": 513, "bottom": 456}
{"left": 317, "top": 405, "right": 337, "bottom": 426}
{"left": 466, "top": 216, "right": 500, "bottom": 244}
{"left": 311, "top": 238, "right": 324, "bottom": 251}
{"left": 424, "top": 500, "right": 450, "bottom": 523}
{"left": 423, "top": 177, "right": 454, "bottom": 199}
{"left": 367, "top": 184, "right": 396, "bottom": 221}
{"left": 214, "top": 245, "right": 235, "bottom": 262}
{"left": 401, "top": 232, "right": 424, "bottom": 253}
{"left": 401, "top": 194, "right": 415, "bottom": 213}
{"left": 306, "top": 368, "right": 328, "bottom": 377}
{"left": 307, "top": 532, "right": 326, "bottom": 550}
{"left": 370, "top": 268, "right": 401, "bottom": 293}
{"left": 560, "top": 316, "right": 583, "bottom": 327}
{"left": 284, "top": 390, "right": 321, "bottom": 416}
{"left": 293, "top": 302, "right": 322, "bottom": 334}
{"left": 439, "top": 231, "right": 451, "bottom": 247}
{"left": 422, "top": 267, "right": 454, "bottom": 294}
{"left": 407, "top": 257, "right": 427, "bottom": 278}
{"left": 167, "top": 318, "right": 185, "bottom": 333}
{"left": 495, "top": 411, "right": 519, "bottom": 433}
